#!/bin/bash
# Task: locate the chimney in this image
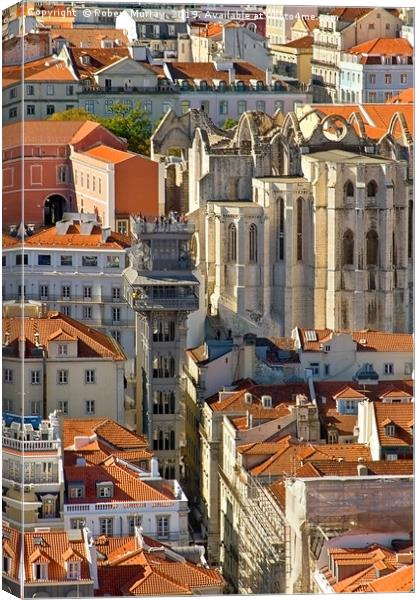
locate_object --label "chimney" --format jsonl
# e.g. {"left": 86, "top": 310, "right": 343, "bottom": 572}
{"left": 55, "top": 219, "right": 71, "bottom": 235}
{"left": 396, "top": 552, "right": 413, "bottom": 565}
{"left": 49, "top": 410, "right": 64, "bottom": 442}
{"left": 128, "top": 43, "right": 147, "bottom": 61}
{"left": 265, "top": 68, "right": 273, "bottom": 86}
{"left": 134, "top": 526, "right": 144, "bottom": 550}
{"left": 151, "top": 456, "right": 160, "bottom": 477}
{"left": 4, "top": 331, "right": 10, "bottom": 346}
{"left": 357, "top": 463, "right": 368, "bottom": 476}
{"left": 101, "top": 227, "right": 111, "bottom": 243}
{"left": 74, "top": 435, "right": 95, "bottom": 450}
{"left": 34, "top": 332, "right": 40, "bottom": 347}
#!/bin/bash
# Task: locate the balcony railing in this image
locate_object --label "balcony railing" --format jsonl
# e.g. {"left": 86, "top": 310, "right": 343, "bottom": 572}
{"left": 2, "top": 437, "right": 60, "bottom": 451}
{"left": 80, "top": 83, "right": 311, "bottom": 96}
{"left": 132, "top": 296, "right": 199, "bottom": 311}
{"left": 64, "top": 499, "right": 179, "bottom": 513}
{"left": 2, "top": 293, "right": 126, "bottom": 304}
{"left": 131, "top": 218, "right": 195, "bottom": 237}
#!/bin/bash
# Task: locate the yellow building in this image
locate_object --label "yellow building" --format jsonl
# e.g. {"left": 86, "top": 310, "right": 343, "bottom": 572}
{"left": 271, "top": 35, "right": 313, "bottom": 84}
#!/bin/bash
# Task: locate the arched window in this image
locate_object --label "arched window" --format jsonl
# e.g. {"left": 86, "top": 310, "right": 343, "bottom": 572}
{"left": 366, "top": 230, "right": 379, "bottom": 266}
{"left": 296, "top": 197, "right": 303, "bottom": 261}
{"left": 276, "top": 198, "right": 285, "bottom": 261}
{"left": 249, "top": 224, "right": 258, "bottom": 262}
{"left": 344, "top": 180, "right": 354, "bottom": 199}
{"left": 342, "top": 229, "right": 354, "bottom": 266}
{"left": 227, "top": 223, "right": 237, "bottom": 262}
{"left": 367, "top": 180, "right": 378, "bottom": 198}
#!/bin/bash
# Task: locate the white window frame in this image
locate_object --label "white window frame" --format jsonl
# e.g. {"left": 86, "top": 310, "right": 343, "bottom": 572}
{"left": 58, "top": 344, "right": 68, "bottom": 357}
{"left": 57, "top": 369, "right": 68, "bottom": 385}
{"left": 85, "top": 400, "right": 95, "bottom": 414}
{"left": 85, "top": 370, "right": 95, "bottom": 384}
{"left": 4, "top": 369, "right": 13, "bottom": 383}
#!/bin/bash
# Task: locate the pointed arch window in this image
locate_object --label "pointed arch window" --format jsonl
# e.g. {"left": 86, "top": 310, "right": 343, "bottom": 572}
{"left": 276, "top": 198, "right": 285, "bottom": 261}
{"left": 227, "top": 223, "right": 237, "bottom": 262}
{"left": 367, "top": 180, "right": 378, "bottom": 198}
{"left": 296, "top": 197, "right": 303, "bottom": 261}
{"left": 342, "top": 229, "right": 354, "bottom": 266}
{"left": 249, "top": 224, "right": 258, "bottom": 262}
{"left": 344, "top": 180, "right": 354, "bottom": 200}
{"left": 366, "top": 230, "right": 379, "bottom": 266}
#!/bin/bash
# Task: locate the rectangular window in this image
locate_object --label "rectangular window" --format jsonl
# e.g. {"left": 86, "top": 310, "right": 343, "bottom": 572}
{"left": 10, "top": 87, "right": 17, "bottom": 99}
{"left": 106, "top": 256, "right": 120, "bottom": 268}
{"left": 384, "top": 363, "right": 394, "bottom": 375}
{"left": 157, "top": 516, "right": 170, "bottom": 539}
{"left": 368, "top": 73, "right": 376, "bottom": 84}
{"left": 4, "top": 369, "right": 13, "bottom": 383}
{"left": 112, "top": 307, "right": 121, "bottom": 323}
{"left": 143, "top": 100, "right": 152, "bottom": 114}
{"left": 62, "top": 285, "right": 71, "bottom": 298}
{"left": 98, "top": 178, "right": 102, "bottom": 194}
{"left": 386, "top": 453, "right": 398, "bottom": 461}
{"left": 384, "top": 74, "right": 392, "bottom": 84}
{"left": 66, "top": 85, "right": 74, "bottom": 96}
{"left": 82, "top": 256, "right": 98, "bottom": 267}
{"left": 309, "top": 363, "right": 319, "bottom": 376}
{"left": 97, "top": 484, "right": 113, "bottom": 498}
{"left": 85, "top": 101, "right": 94, "bottom": 113}
{"left": 83, "top": 306, "right": 92, "bottom": 319}
{"left": 58, "top": 400, "right": 69, "bottom": 415}
{"left": 46, "top": 105, "right": 55, "bottom": 115}
{"left": 116, "top": 220, "right": 128, "bottom": 235}
{"left": 404, "top": 362, "right": 413, "bottom": 375}
{"left": 105, "top": 99, "right": 114, "bottom": 113}
{"left": 66, "top": 105, "right": 74, "bottom": 111}
{"left": 9, "top": 107, "right": 18, "bottom": 119}
{"left": 112, "top": 287, "right": 121, "bottom": 301}
{"left": 27, "top": 104, "right": 35, "bottom": 115}
{"left": 86, "top": 174, "right": 90, "bottom": 189}
{"left": 39, "top": 284, "right": 49, "bottom": 299}
{"left": 62, "top": 306, "right": 71, "bottom": 317}
{"left": 47, "top": 84, "right": 54, "bottom": 95}
{"left": 111, "top": 330, "right": 121, "bottom": 343}
{"left": 69, "top": 485, "right": 84, "bottom": 498}
{"left": 368, "top": 91, "right": 377, "bottom": 103}
{"left": 57, "top": 369, "right": 68, "bottom": 384}
{"left": 128, "top": 516, "right": 142, "bottom": 535}
{"left": 38, "top": 255, "right": 51, "bottom": 266}
{"left": 181, "top": 100, "right": 191, "bottom": 114}
{"left": 324, "top": 364, "right": 330, "bottom": 376}
{"left": 237, "top": 100, "right": 247, "bottom": 115}
{"left": 85, "top": 370, "right": 96, "bottom": 384}
{"left": 58, "top": 344, "right": 68, "bottom": 356}
{"left": 83, "top": 286, "right": 92, "bottom": 299}
{"left": 67, "top": 562, "right": 80, "bottom": 580}
{"left": 99, "top": 518, "right": 113, "bottom": 535}
{"left": 16, "top": 254, "right": 28, "bottom": 265}
{"left": 70, "top": 518, "right": 86, "bottom": 529}
{"left": 401, "top": 73, "right": 408, "bottom": 84}
{"left": 162, "top": 101, "right": 172, "bottom": 114}
{"left": 256, "top": 100, "right": 266, "bottom": 112}
{"left": 60, "top": 255, "right": 72, "bottom": 266}
{"left": 57, "top": 165, "right": 67, "bottom": 183}
{"left": 31, "top": 401, "right": 40, "bottom": 415}
{"left": 31, "top": 370, "right": 41, "bottom": 385}
{"left": 85, "top": 400, "right": 95, "bottom": 414}
{"left": 92, "top": 176, "right": 96, "bottom": 191}
{"left": 34, "top": 563, "right": 48, "bottom": 580}
{"left": 219, "top": 100, "right": 228, "bottom": 115}
{"left": 18, "top": 285, "right": 26, "bottom": 298}
{"left": 27, "top": 84, "right": 35, "bottom": 95}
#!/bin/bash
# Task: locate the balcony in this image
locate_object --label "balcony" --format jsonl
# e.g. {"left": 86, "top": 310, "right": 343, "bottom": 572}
{"left": 131, "top": 218, "right": 195, "bottom": 237}
{"left": 64, "top": 499, "right": 179, "bottom": 514}
{"left": 133, "top": 295, "right": 199, "bottom": 311}
{"left": 80, "top": 82, "right": 311, "bottom": 96}
{"left": 2, "top": 293, "right": 126, "bottom": 304}
{"left": 2, "top": 437, "right": 60, "bottom": 451}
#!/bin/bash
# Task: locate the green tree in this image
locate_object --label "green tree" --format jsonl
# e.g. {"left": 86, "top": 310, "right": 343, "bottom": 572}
{"left": 102, "top": 102, "right": 153, "bottom": 156}
{"left": 48, "top": 107, "right": 100, "bottom": 121}
{"left": 222, "top": 117, "right": 238, "bottom": 130}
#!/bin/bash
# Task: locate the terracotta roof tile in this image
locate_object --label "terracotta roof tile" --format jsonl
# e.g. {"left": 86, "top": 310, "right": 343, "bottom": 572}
{"left": 373, "top": 402, "right": 413, "bottom": 448}
{"left": 95, "top": 535, "right": 223, "bottom": 596}
{"left": 209, "top": 383, "right": 309, "bottom": 413}
{"left": 3, "top": 312, "right": 126, "bottom": 361}
{"left": 51, "top": 28, "right": 129, "bottom": 48}
{"left": 166, "top": 61, "right": 265, "bottom": 86}
{"left": 347, "top": 37, "right": 413, "bottom": 57}
{"left": 367, "top": 564, "right": 414, "bottom": 592}
{"left": 387, "top": 88, "right": 413, "bottom": 104}
{"left": 283, "top": 35, "right": 314, "bottom": 49}
{"left": 83, "top": 145, "right": 134, "bottom": 164}
{"left": 2, "top": 56, "right": 76, "bottom": 87}
{"left": 3, "top": 223, "right": 131, "bottom": 249}
{"left": 298, "top": 328, "right": 413, "bottom": 352}
{"left": 23, "top": 530, "right": 92, "bottom": 583}
{"left": 67, "top": 47, "right": 129, "bottom": 79}
{"left": 3, "top": 120, "right": 101, "bottom": 149}
{"left": 301, "top": 459, "right": 413, "bottom": 477}
{"left": 65, "top": 459, "right": 173, "bottom": 504}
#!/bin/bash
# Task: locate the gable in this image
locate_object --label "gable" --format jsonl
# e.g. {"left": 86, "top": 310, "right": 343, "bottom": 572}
{"left": 95, "top": 57, "right": 156, "bottom": 79}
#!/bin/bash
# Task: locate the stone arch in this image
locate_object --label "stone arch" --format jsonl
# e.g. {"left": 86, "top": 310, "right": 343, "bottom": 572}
{"left": 366, "top": 229, "right": 379, "bottom": 266}
{"left": 44, "top": 194, "right": 66, "bottom": 226}
{"left": 377, "top": 134, "right": 398, "bottom": 160}
{"left": 281, "top": 111, "right": 304, "bottom": 143}
{"left": 270, "top": 132, "right": 289, "bottom": 176}
{"left": 348, "top": 111, "right": 367, "bottom": 139}
{"left": 342, "top": 229, "right": 354, "bottom": 266}
{"left": 388, "top": 111, "right": 413, "bottom": 145}
{"left": 344, "top": 180, "right": 354, "bottom": 200}
{"left": 367, "top": 180, "right": 378, "bottom": 198}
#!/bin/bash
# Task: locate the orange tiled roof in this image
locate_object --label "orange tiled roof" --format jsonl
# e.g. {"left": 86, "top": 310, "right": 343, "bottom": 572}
{"left": 23, "top": 530, "right": 92, "bottom": 583}
{"left": 298, "top": 328, "right": 413, "bottom": 352}
{"left": 367, "top": 564, "right": 414, "bottom": 592}
{"left": 347, "top": 37, "right": 413, "bottom": 57}
{"left": 51, "top": 28, "right": 129, "bottom": 48}
{"left": 2, "top": 223, "right": 131, "bottom": 250}
{"left": 268, "top": 480, "right": 286, "bottom": 510}
{"left": 333, "top": 386, "right": 367, "bottom": 400}
{"left": 387, "top": 88, "right": 414, "bottom": 104}
{"left": 329, "top": 8, "right": 373, "bottom": 22}
{"left": 373, "top": 402, "right": 413, "bottom": 448}
{"left": 301, "top": 459, "right": 413, "bottom": 477}
{"left": 166, "top": 61, "right": 266, "bottom": 86}
{"left": 2, "top": 119, "right": 103, "bottom": 149}
{"left": 95, "top": 535, "right": 223, "bottom": 596}
{"left": 2, "top": 56, "right": 76, "bottom": 88}
{"left": 283, "top": 35, "right": 314, "bottom": 49}
{"left": 65, "top": 458, "right": 173, "bottom": 504}
{"left": 3, "top": 312, "right": 126, "bottom": 361}
{"left": 209, "top": 383, "right": 309, "bottom": 413}
{"left": 83, "top": 144, "right": 134, "bottom": 164}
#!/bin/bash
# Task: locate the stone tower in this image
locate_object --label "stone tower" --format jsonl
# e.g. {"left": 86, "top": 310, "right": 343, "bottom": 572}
{"left": 123, "top": 216, "right": 199, "bottom": 480}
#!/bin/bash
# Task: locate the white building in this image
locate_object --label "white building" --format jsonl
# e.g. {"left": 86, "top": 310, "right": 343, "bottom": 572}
{"left": 292, "top": 327, "right": 413, "bottom": 382}
{"left": 2, "top": 217, "right": 136, "bottom": 380}
{"left": 338, "top": 38, "right": 413, "bottom": 104}
{"left": 2, "top": 301, "right": 126, "bottom": 422}
{"left": 64, "top": 456, "right": 189, "bottom": 543}
{"left": 2, "top": 411, "right": 64, "bottom": 531}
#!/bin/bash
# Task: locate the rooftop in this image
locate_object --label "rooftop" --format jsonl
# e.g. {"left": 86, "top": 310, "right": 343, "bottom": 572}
{"left": 3, "top": 311, "right": 126, "bottom": 361}
{"left": 298, "top": 328, "right": 413, "bottom": 353}
{"left": 51, "top": 28, "right": 129, "bottom": 48}
{"left": 373, "top": 402, "right": 413, "bottom": 448}
{"left": 346, "top": 37, "right": 413, "bottom": 57}
{"left": 2, "top": 119, "right": 104, "bottom": 149}
{"left": 2, "top": 55, "right": 76, "bottom": 87}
